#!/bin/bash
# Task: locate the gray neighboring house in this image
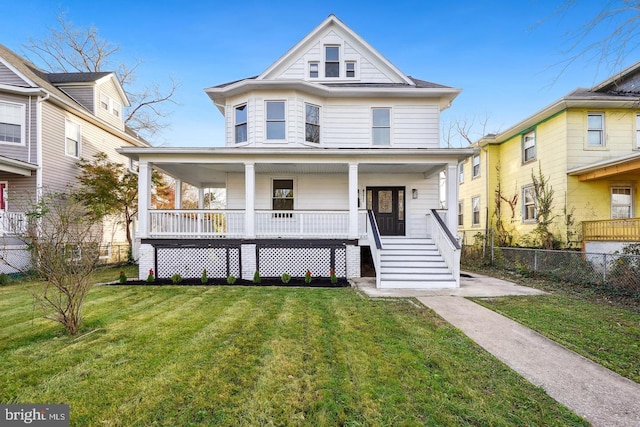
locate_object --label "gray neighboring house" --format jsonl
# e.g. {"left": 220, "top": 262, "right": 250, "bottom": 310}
{"left": 0, "top": 43, "right": 148, "bottom": 271}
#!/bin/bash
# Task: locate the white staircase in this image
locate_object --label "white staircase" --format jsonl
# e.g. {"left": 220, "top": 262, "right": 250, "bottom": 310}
{"left": 378, "top": 237, "right": 457, "bottom": 289}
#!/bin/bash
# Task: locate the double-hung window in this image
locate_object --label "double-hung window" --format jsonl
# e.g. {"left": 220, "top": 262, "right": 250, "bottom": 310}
{"left": 471, "top": 196, "right": 480, "bottom": 226}
{"left": 458, "top": 201, "right": 464, "bottom": 227}
{"left": 636, "top": 114, "right": 640, "bottom": 149}
{"left": 0, "top": 101, "right": 24, "bottom": 144}
{"left": 346, "top": 61, "right": 356, "bottom": 78}
{"left": 587, "top": 113, "right": 604, "bottom": 146}
{"left": 472, "top": 154, "right": 480, "bottom": 178}
{"left": 309, "top": 62, "right": 319, "bottom": 78}
{"left": 458, "top": 163, "right": 464, "bottom": 184}
{"left": 523, "top": 185, "right": 536, "bottom": 222}
{"left": 325, "top": 46, "right": 339, "bottom": 77}
{"left": 235, "top": 104, "right": 247, "bottom": 143}
{"left": 65, "top": 120, "right": 80, "bottom": 157}
{"left": 266, "top": 101, "right": 285, "bottom": 140}
{"left": 305, "top": 103, "right": 320, "bottom": 144}
{"left": 611, "top": 187, "right": 632, "bottom": 219}
{"left": 523, "top": 130, "right": 536, "bottom": 162}
{"left": 372, "top": 108, "right": 390, "bottom": 145}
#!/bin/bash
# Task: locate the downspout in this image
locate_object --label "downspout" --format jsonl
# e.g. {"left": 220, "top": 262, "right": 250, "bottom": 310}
{"left": 36, "top": 92, "right": 50, "bottom": 201}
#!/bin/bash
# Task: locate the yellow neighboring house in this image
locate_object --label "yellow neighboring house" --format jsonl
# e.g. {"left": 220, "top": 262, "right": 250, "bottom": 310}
{"left": 458, "top": 62, "right": 640, "bottom": 252}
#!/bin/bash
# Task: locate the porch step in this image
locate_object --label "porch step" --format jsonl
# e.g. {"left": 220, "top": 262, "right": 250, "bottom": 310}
{"left": 377, "top": 238, "right": 457, "bottom": 289}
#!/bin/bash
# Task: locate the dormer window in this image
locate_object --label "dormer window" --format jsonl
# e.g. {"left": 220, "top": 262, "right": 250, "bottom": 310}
{"left": 309, "top": 62, "right": 319, "bottom": 78}
{"left": 100, "top": 92, "right": 121, "bottom": 118}
{"left": 325, "top": 46, "right": 340, "bottom": 77}
{"left": 100, "top": 93, "right": 109, "bottom": 111}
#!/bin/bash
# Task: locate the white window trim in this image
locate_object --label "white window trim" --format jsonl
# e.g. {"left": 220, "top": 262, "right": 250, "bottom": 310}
{"left": 371, "top": 107, "right": 391, "bottom": 146}
{"left": 234, "top": 103, "right": 248, "bottom": 144}
{"left": 458, "top": 163, "right": 464, "bottom": 184}
{"left": 308, "top": 61, "right": 319, "bottom": 79}
{"left": 65, "top": 119, "right": 81, "bottom": 159}
{"left": 472, "top": 154, "right": 480, "bottom": 178}
{"left": 522, "top": 130, "right": 536, "bottom": 163}
{"left": 635, "top": 113, "right": 640, "bottom": 150}
{"left": 522, "top": 185, "right": 537, "bottom": 223}
{"left": 471, "top": 196, "right": 480, "bottom": 226}
{"left": 324, "top": 44, "right": 342, "bottom": 79}
{"left": 99, "top": 92, "right": 109, "bottom": 111}
{"left": 100, "top": 92, "right": 122, "bottom": 117}
{"left": 265, "top": 100, "right": 286, "bottom": 141}
{"left": 611, "top": 186, "right": 633, "bottom": 219}
{"left": 586, "top": 112, "right": 606, "bottom": 148}
{"left": 271, "top": 177, "right": 296, "bottom": 214}
{"left": 458, "top": 200, "right": 464, "bottom": 227}
{"left": 304, "top": 103, "right": 320, "bottom": 145}
{"left": 0, "top": 100, "right": 26, "bottom": 146}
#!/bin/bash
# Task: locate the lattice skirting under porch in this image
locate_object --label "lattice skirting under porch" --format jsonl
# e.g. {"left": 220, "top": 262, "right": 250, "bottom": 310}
{"left": 143, "top": 240, "right": 357, "bottom": 280}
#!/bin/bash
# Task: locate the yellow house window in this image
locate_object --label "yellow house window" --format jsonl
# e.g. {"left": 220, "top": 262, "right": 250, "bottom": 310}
{"left": 523, "top": 185, "right": 536, "bottom": 222}
{"left": 471, "top": 196, "right": 480, "bottom": 226}
{"left": 587, "top": 113, "right": 604, "bottom": 146}
{"left": 472, "top": 154, "right": 480, "bottom": 178}
{"left": 522, "top": 130, "right": 536, "bottom": 163}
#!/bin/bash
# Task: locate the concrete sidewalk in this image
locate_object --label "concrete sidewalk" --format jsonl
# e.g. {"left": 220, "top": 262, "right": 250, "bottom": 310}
{"left": 353, "top": 272, "right": 640, "bottom": 427}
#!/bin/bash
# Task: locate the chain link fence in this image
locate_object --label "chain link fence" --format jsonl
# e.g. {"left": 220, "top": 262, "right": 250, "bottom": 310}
{"left": 0, "top": 244, "right": 131, "bottom": 276}
{"left": 461, "top": 230, "right": 640, "bottom": 296}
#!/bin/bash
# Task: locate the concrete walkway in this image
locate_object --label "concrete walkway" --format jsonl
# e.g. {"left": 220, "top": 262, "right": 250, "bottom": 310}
{"left": 353, "top": 272, "right": 640, "bottom": 427}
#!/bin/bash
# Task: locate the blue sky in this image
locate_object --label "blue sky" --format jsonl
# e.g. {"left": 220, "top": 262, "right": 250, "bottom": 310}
{"left": 2, "top": 1, "right": 635, "bottom": 147}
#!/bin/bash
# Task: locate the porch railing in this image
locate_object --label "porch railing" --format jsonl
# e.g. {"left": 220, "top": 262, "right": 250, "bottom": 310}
{"left": 583, "top": 218, "right": 640, "bottom": 242}
{"left": 0, "top": 212, "right": 27, "bottom": 235}
{"left": 366, "top": 210, "right": 383, "bottom": 288}
{"left": 427, "top": 209, "right": 461, "bottom": 286}
{"left": 148, "top": 210, "right": 369, "bottom": 239}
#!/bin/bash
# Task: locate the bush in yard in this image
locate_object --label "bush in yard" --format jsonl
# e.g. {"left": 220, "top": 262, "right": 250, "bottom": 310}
{"left": 227, "top": 275, "right": 236, "bottom": 285}
{"left": 146, "top": 269, "right": 155, "bottom": 283}
{"left": 201, "top": 268, "right": 208, "bottom": 284}
{"left": 281, "top": 273, "right": 291, "bottom": 284}
{"left": 171, "top": 273, "right": 182, "bottom": 285}
{"left": 13, "top": 189, "right": 103, "bottom": 335}
{"left": 253, "top": 270, "right": 261, "bottom": 284}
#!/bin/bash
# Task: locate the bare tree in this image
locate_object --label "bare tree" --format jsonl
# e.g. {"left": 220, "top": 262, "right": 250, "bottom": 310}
{"left": 12, "top": 190, "right": 103, "bottom": 335}
{"left": 23, "top": 12, "right": 179, "bottom": 139}
{"left": 442, "top": 115, "right": 497, "bottom": 147}
{"left": 539, "top": 1, "right": 640, "bottom": 77}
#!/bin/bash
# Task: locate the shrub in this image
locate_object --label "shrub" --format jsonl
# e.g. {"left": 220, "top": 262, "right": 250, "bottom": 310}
{"left": 119, "top": 271, "right": 128, "bottom": 284}
{"left": 304, "top": 270, "right": 312, "bottom": 284}
{"left": 171, "top": 273, "right": 182, "bottom": 285}
{"left": 146, "top": 269, "right": 155, "bottom": 283}
{"left": 253, "top": 271, "right": 261, "bottom": 284}
{"left": 330, "top": 269, "right": 337, "bottom": 284}
{"left": 227, "top": 275, "right": 236, "bottom": 285}
{"left": 281, "top": 273, "right": 291, "bottom": 284}
{"left": 201, "top": 268, "right": 208, "bottom": 284}
{"left": 0, "top": 273, "right": 10, "bottom": 286}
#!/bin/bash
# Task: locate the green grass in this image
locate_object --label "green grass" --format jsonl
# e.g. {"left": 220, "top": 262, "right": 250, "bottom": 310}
{"left": 471, "top": 294, "right": 640, "bottom": 383}
{"left": 0, "top": 270, "right": 586, "bottom": 426}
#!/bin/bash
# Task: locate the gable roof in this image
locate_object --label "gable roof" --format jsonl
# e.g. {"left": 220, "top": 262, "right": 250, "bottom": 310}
{"left": 259, "top": 14, "right": 413, "bottom": 85}
{"left": 0, "top": 43, "right": 147, "bottom": 146}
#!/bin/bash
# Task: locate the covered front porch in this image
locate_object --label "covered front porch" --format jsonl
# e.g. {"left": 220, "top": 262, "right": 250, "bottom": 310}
{"left": 120, "top": 147, "right": 473, "bottom": 288}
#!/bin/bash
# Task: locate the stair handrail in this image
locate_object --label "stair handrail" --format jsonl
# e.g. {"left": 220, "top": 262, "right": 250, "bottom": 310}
{"left": 428, "top": 209, "right": 461, "bottom": 287}
{"left": 367, "top": 210, "right": 383, "bottom": 288}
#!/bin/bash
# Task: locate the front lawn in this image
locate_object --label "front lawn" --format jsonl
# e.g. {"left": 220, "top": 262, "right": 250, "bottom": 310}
{"left": 0, "top": 277, "right": 586, "bottom": 426}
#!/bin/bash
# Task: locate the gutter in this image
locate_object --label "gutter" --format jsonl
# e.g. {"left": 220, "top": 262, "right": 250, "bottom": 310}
{"left": 36, "top": 92, "right": 50, "bottom": 200}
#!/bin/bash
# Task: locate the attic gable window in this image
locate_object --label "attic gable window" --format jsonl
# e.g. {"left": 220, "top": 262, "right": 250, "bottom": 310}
{"left": 100, "top": 93, "right": 109, "bottom": 111}
{"left": 346, "top": 61, "right": 356, "bottom": 78}
{"left": 235, "top": 104, "right": 247, "bottom": 143}
{"left": 266, "top": 101, "right": 286, "bottom": 140}
{"left": 0, "top": 101, "right": 24, "bottom": 144}
{"left": 100, "top": 92, "right": 121, "bottom": 118}
{"left": 325, "top": 46, "right": 340, "bottom": 77}
{"left": 309, "top": 62, "right": 319, "bottom": 78}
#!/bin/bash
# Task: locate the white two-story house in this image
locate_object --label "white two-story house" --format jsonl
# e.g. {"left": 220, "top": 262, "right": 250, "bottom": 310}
{"left": 119, "top": 15, "right": 474, "bottom": 288}
{"left": 0, "top": 43, "right": 148, "bottom": 272}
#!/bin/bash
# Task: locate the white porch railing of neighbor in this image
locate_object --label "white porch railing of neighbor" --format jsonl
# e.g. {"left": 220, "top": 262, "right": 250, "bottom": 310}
{"left": 0, "top": 212, "right": 26, "bottom": 235}
{"left": 148, "top": 210, "right": 369, "bottom": 239}
{"left": 149, "top": 210, "right": 245, "bottom": 238}
{"left": 426, "top": 209, "right": 461, "bottom": 286}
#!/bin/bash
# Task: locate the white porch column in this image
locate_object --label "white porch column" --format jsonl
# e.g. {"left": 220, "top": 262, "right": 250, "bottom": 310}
{"left": 174, "top": 179, "right": 182, "bottom": 209}
{"left": 198, "top": 188, "right": 205, "bottom": 209}
{"left": 348, "top": 162, "right": 359, "bottom": 239}
{"left": 446, "top": 163, "right": 459, "bottom": 233}
{"left": 138, "top": 161, "right": 152, "bottom": 239}
{"left": 245, "top": 162, "right": 255, "bottom": 238}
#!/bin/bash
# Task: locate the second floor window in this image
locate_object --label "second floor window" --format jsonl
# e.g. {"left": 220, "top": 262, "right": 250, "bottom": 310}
{"left": 472, "top": 154, "right": 480, "bottom": 178}
{"left": 266, "top": 101, "right": 285, "bottom": 140}
{"left": 587, "top": 113, "right": 604, "bottom": 146}
{"left": 325, "top": 46, "right": 339, "bottom": 77}
{"left": 636, "top": 114, "right": 640, "bottom": 149}
{"left": 235, "top": 104, "right": 247, "bottom": 143}
{"left": 65, "top": 120, "right": 80, "bottom": 158}
{"left": 458, "top": 163, "right": 464, "bottom": 184}
{"left": 372, "top": 108, "right": 390, "bottom": 145}
{"left": 523, "top": 185, "right": 536, "bottom": 222}
{"left": 0, "top": 101, "right": 24, "bottom": 144}
{"left": 523, "top": 130, "right": 536, "bottom": 162}
{"left": 305, "top": 104, "right": 320, "bottom": 143}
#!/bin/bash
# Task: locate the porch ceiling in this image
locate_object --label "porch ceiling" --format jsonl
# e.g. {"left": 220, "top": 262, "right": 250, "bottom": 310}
{"left": 568, "top": 152, "right": 640, "bottom": 182}
{"left": 0, "top": 155, "right": 37, "bottom": 177}
{"left": 154, "top": 162, "right": 445, "bottom": 188}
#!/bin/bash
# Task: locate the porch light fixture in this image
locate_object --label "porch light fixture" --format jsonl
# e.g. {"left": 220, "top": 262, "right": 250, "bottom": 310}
{"left": 412, "top": 189, "right": 418, "bottom": 199}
